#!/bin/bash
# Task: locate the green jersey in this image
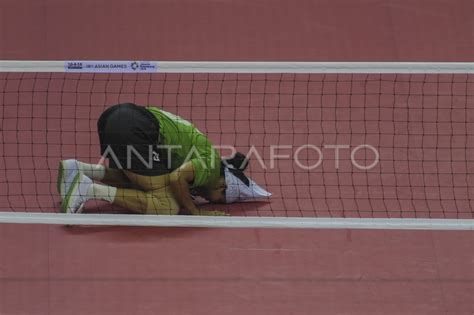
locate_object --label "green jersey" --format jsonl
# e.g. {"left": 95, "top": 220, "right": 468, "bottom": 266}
{"left": 147, "top": 107, "right": 221, "bottom": 188}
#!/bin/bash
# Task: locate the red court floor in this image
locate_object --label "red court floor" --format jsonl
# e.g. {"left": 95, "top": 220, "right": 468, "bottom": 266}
{"left": 1, "top": 0, "right": 473, "bottom": 314}
{"left": 1, "top": 226, "right": 473, "bottom": 314}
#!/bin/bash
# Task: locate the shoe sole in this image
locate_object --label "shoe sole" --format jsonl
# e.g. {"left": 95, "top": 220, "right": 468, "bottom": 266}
{"left": 57, "top": 160, "right": 64, "bottom": 197}
{"left": 60, "top": 172, "right": 81, "bottom": 214}
{"left": 57, "top": 160, "right": 80, "bottom": 201}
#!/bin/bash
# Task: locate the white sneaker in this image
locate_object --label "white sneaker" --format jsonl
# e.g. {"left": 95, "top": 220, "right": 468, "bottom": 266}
{"left": 57, "top": 159, "right": 80, "bottom": 200}
{"left": 61, "top": 173, "right": 93, "bottom": 214}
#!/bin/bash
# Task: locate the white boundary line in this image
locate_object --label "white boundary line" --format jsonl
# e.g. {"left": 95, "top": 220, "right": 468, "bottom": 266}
{"left": 0, "top": 212, "right": 472, "bottom": 230}
{"left": 0, "top": 61, "right": 474, "bottom": 73}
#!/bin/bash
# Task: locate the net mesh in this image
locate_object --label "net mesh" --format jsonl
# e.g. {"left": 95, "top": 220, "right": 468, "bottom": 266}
{"left": 1, "top": 71, "right": 473, "bottom": 218}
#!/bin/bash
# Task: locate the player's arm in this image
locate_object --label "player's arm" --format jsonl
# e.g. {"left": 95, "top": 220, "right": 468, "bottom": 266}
{"left": 169, "top": 161, "right": 200, "bottom": 215}
{"left": 169, "top": 161, "right": 228, "bottom": 216}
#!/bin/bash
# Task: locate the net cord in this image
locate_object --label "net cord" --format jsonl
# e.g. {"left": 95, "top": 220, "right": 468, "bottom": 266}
{"left": 1, "top": 61, "right": 474, "bottom": 73}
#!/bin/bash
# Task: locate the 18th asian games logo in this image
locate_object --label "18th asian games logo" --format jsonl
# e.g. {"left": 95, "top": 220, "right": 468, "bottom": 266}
{"left": 130, "top": 61, "right": 139, "bottom": 70}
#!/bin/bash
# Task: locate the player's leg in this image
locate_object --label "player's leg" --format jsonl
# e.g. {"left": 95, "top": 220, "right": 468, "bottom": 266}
{"left": 57, "top": 159, "right": 136, "bottom": 199}
{"left": 116, "top": 170, "right": 178, "bottom": 214}
{"left": 60, "top": 102, "right": 163, "bottom": 196}
{"left": 113, "top": 183, "right": 179, "bottom": 215}
{"left": 102, "top": 167, "right": 133, "bottom": 187}
{"left": 57, "top": 159, "right": 105, "bottom": 196}
{"left": 61, "top": 103, "right": 177, "bottom": 214}
{"left": 62, "top": 172, "right": 179, "bottom": 215}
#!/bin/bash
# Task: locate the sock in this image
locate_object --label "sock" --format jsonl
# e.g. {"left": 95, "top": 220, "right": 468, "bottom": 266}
{"left": 77, "top": 161, "right": 105, "bottom": 181}
{"left": 87, "top": 183, "right": 117, "bottom": 203}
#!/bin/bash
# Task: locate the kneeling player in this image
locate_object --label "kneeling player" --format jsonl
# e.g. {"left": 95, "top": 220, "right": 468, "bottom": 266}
{"left": 58, "top": 103, "right": 270, "bottom": 216}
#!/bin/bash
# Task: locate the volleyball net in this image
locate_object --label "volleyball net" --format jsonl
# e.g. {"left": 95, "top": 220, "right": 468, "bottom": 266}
{"left": 0, "top": 61, "right": 473, "bottom": 229}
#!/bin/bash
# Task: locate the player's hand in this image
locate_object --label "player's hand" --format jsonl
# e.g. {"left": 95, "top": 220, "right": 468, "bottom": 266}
{"left": 196, "top": 209, "right": 229, "bottom": 216}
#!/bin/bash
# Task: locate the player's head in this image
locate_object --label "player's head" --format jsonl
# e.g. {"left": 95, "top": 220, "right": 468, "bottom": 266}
{"left": 204, "top": 176, "right": 227, "bottom": 204}
{"left": 206, "top": 152, "right": 271, "bottom": 204}
{"left": 202, "top": 153, "right": 246, "bottom": 203}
